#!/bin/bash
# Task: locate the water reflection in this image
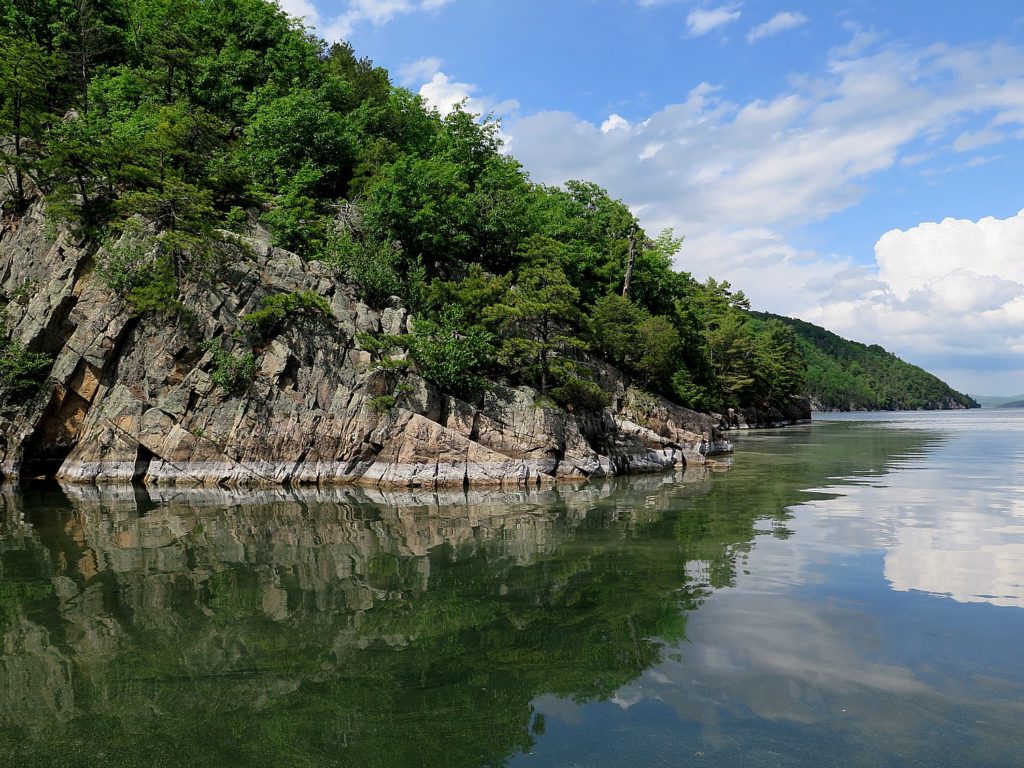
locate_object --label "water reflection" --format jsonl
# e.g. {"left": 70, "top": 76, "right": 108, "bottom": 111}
{"left": 1, "top": 471, "right": 723, "bottom": 767}
{"left": 1, "top": 417, "right": 1022, "bottom": 767}
{"left": 805, "top": 413, "right": 1024, "bottom": 608}
{"left": 882, "top": 439, "right": 1024, "bottom": 608}
{"left": 537, "top": 417, "right": 1024, "bottom": 768}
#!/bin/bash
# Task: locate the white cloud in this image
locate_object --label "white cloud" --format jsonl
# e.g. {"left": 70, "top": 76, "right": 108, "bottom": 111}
{"left": 503, "top": 35, "right": 1024, "bottom": 392}
{"left": 419, "top": 71, "right": 477, "bottom": 117}
{"left": 512, "top": 39, "right": 1024, "bottom": 241}
{"left": 418, "top": 71, "right": 519, "bottom": 119}
{"left": 874, "top": 212, "right": 1024, "bottom": 301}
{"left": 686, "top": 5, "right": 742, "bottom": 37}
{"left": 747, "top": 11, "right": 807, "bottom": 43}
{"left": 830, "top": 21, "right": 880, "bottom": 59}
{"left": 952, "top": 127, "right": 1003, "bottom": 151}
{"left": 638, "top": 142, "right": 665, "bottom": 160}
{"left": 277, "top": 0, "right": 322, "bottom": 25}
{"left": 397, "top": 56, "right": 443, "bottom": 86}
{"left": 278, "top": 0, "right": 453, "bottom": 42}
{"left": 601, "top": 114, "right": 632, "bottom": 133}
{"left": 803, "top": 211, "right": 1024, "bottom": 393}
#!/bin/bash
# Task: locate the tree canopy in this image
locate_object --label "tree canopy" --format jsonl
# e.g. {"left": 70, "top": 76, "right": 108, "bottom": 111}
{"left": 1, "top": 0, "right": 818, "bottom": 416}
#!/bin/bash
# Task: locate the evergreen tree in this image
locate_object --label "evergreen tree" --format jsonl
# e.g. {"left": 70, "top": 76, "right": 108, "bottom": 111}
{"left": 487, "top": 264, "right": 585, "bottom": 396}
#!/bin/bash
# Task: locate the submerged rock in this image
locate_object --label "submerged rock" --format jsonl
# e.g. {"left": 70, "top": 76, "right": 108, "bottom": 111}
{"left": 0, "top": 205, "right": 730, "bottom": 488}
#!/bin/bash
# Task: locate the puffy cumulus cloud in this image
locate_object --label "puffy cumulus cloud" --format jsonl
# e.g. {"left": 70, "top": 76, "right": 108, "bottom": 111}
{"left": 276, "top": 0, "right": 322, "bottom": 25}
{"left": 394, "top": 58, "right": 519, "bottom": 121}
{"left": 686, "top": 6, "right": 742, "bottom": 37}
{"left": 600, "top": 114, "right": 631, "bottom": 133}
{"left": 417, "top": 71, "right": 519, "bottom": 119}
{"left": 747, "top": 11, "right": 808, "bottom": 43}
{"left": 804, "top": 211, "right": 1024, "bottom": 394}
{"left": 876, "top": 213, "right": 1024, "bottom": 301}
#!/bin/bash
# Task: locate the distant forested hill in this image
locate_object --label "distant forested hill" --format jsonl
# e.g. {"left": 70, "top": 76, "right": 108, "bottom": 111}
{"left": 973, "top": 394, "right": 1024, "bottom": 408}
{"left": 750, "top": 313, "right": 978, "bottom": 411}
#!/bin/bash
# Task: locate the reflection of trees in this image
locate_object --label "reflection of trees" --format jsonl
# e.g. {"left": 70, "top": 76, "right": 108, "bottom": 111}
{"left": 1, "top": 474, "right": 719, "bottom": 767}
{"left": 0, "top": 425, "right": 934, "bottom": 767}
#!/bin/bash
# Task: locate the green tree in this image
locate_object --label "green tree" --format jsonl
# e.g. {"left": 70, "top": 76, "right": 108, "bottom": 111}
{"left": 361, "top": 155, "right": 473, "bottom": 275}
{"left": 589, "top": 293, "right": 645, "bottom": 370}
{"left": 634, "top": 315, "right": 682, "bottom": 390}
{"left": 705, "top": 311, "right": 757, "bottom": 406}
{"left": 0, "top": 36, "right": 55, "bottom": 209}
{"left": 628, "top": 228, "right": 688, "bottom": 316}
{"left": 408, "top": 305, "right": 494, "bottom": 398}
{"left": 750, "top": 319, "right": 805, "bottom": 410}
{"left": 486, "top": 264, "right": 585, "bottom": 397}
{"left": 426, "top": 264, "right": 509, "bottom": 327}
{"left": 528, "top": 181, "right": 637, "bottom": 306}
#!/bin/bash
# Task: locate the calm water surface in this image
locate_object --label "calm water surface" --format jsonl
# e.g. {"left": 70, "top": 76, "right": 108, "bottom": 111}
{"left": 1, "top": 410, "right": 1022, "bottom": 766}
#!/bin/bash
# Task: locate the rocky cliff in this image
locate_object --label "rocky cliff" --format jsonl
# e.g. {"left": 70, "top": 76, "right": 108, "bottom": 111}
{"left": 0, "top": 203, "right": 731, "bottom": 488}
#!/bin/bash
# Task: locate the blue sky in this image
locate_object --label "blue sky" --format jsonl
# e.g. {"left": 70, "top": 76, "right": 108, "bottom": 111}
{"left": 280, "top": 0, "right": 1024, "bottom": 396}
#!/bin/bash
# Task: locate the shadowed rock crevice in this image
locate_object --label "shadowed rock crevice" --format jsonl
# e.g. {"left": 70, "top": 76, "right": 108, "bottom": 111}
{"left": 132, "top": 444, "right": 154, "bottom": 482}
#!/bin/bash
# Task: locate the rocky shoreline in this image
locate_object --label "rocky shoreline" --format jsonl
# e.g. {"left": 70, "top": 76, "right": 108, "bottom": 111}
{"left": 0, "top": 204, "right": 757, "bottom": 489}
{"left": 809, "top": 397, "right": 973, "bottom": 412}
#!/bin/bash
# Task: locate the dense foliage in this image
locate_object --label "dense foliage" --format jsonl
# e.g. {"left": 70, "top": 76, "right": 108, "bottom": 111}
{"left": 2, "top": 0, "right": 810, "bottom": 414}
{"left": 0, "top": 335, "right": 51, "bottom": 405}
{"left": 752, "top": 312, "right": 978, "bottom": 411}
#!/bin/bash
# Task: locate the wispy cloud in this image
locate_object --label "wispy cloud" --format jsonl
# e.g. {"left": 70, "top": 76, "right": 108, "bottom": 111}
{"left": 397, "top": 56, "right": 444, "bottom": 86}
{"left": 504, "top": 34, "right": 1024, "bottom": 388}
{"left": 276, "top": 0, "right": 454, "bottom": 41}
{"left": 747, "top": 11, "right": 807, "bottom": 43}
{"left": 686, "top": 5, "right": 742, "bottom": 37}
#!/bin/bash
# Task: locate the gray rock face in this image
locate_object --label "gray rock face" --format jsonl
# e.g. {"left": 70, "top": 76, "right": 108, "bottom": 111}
{"left": 0, "top": 204, "right": 730, "bottom": 488}
{"left": 724, "top": 399, "right": 813, "bottom": 430}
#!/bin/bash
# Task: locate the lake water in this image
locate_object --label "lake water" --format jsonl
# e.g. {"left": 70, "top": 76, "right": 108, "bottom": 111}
{"left": 1, "top": 410, "right": 1022, "bottom": 767}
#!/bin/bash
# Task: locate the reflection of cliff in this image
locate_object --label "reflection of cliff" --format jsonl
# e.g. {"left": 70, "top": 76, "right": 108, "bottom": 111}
{"left": 0, "top": 468, "right": 723, "bottom": 767}
{"left": 0, "top": 423, "right": 949, "bottom": 768}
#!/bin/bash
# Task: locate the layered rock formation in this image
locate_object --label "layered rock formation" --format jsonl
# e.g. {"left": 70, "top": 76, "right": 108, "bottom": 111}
{"left": 0, "top": 204, "right": 731, "bottom": 488}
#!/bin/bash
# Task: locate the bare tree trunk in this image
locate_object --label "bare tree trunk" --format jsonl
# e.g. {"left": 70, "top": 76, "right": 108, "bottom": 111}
{"left": 622, "top": 228, "right": 637, "bottom": 298}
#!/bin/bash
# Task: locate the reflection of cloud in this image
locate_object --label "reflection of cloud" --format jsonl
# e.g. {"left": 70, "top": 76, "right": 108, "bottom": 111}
{"left": 794, "top": 415, "right": 1024, "bottom": 610}
{"left": 606, "top": 419, "right": 1024, "bottom": 759}
{"left": 885, "top": 498, "right": 1024, "bottom": 608}
{"left": 645, "top": 594, "right": 929, "bottom": 727}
